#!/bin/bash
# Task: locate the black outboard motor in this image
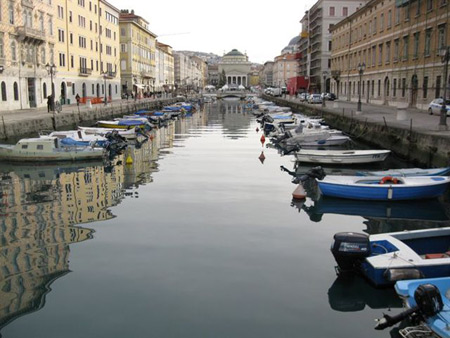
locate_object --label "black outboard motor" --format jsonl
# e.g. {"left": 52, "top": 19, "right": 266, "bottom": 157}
{"left": 375, "top": 283, "right": 443, "bottom": 330}
{"left": 331, "top": 232, "right": 371, "bottom": 271}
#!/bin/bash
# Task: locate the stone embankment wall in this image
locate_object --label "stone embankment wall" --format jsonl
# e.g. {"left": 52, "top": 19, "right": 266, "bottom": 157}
{"left": 0, "top": 98, "right": 178, "bottom": 142}
{"left": 266, "top": 96, "right": 450, "bottom": 167}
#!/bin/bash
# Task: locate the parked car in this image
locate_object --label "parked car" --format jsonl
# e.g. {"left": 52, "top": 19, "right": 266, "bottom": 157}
{"left": 308, "top": 94, "right": 323, "bottom": 104}
{"left": 428, "top": 98, "right": 450, "bottom": 115}
{"left": 325, "top": 93, "right": 337, "bottom": 101}
{"left": 298, "top": 92, "right": 308, "bottom": 102}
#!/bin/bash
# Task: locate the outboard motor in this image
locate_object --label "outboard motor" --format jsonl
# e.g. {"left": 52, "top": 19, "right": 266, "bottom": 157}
{"left": 331, "top": 232, "right": 371, "bottom": 272}
{"left": 375, "top": 283, "right": 443, "bottom": 330}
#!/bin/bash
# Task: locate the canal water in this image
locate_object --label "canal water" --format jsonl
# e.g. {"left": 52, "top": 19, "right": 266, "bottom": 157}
{"left": 1, "top": 101, "right": 449, "bottom": 338}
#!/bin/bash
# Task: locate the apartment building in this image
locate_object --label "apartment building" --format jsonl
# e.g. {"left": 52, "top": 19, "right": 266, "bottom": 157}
{"left": 53, "top": 0, "right": 120, "bottom": 105}
{"left": 330, "top": 0, "right": 449, "bottom": 109}
{"left": 156, "top": 42, "right": 174, "bottom": 93}
{"left": 174, "top": 51, "right": 205, "bottom": 92}
{"left": 119, "top": 9, "right": 156, "bottom": 98}
{"left": 0, "top": 0, "right": 55, "bottom": 110}
{"left": 260, "top": 61, "right": 274, "bottom": 87}
{"left": 300, "top": 0, "right": 367, "bottom": 93}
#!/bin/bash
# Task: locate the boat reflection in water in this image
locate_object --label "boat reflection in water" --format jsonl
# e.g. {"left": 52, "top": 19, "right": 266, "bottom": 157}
{"left": 301, "top": 197, "right": 450, "bottom": 223}
{"left": 328, "top": 274, "right": 402, "bottom": 312}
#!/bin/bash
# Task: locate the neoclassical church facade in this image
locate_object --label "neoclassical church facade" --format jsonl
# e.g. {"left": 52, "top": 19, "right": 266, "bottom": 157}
{"left": 218, "top": 49, "right": 252, "bottom": 87}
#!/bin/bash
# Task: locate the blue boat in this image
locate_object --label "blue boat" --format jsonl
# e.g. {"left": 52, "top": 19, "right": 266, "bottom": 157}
{"left": 374, "top": 277, "right": 450, "bottom": 335}
{"left": 331, "top": 227, "right": 450, "bottom": 287}
{"left": 317, "top": 175, "right": 450, "bottom": 200}
{"left": 356, "top": 167, "right": 450, "bottom": 177}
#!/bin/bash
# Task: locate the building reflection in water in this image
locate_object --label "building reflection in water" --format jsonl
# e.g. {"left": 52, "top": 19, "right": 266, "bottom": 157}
{"left": 0, "top": 109, "right": 208, "bottom": 330}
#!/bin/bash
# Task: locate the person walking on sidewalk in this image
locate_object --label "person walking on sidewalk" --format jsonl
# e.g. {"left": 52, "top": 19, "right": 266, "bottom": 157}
{"left": 47, "top": 96, "right": 52, "bottom": 112}
{"left": 75, "top": 94, "right": 80, "bottom": 106}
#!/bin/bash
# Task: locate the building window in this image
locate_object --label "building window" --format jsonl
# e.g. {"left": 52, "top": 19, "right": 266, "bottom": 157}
{"left": 394, "top": 39, "right": 400, "bottom": 62}
{"left": 330, "top": 6, "right": 335, "bottom": 16}
{"left": 1, "top": 82, "right": 6, "bottom": 101}
{"left": 378, "top": 79, "right": 381, "bottom": 96}
{"left": 402, "top": 36, "right": 409, "bottom": 61}
{"left": 372, "top": 45, "right": 376, "bottom": 66}
{"left": 393, "top": 78, "right": 397, "bottom": 97}
{"left": 436, "top": 76, "right": 441, "bottom": 98}
{"left": 9, "top": 2, "right": 14, "bottom": 24}
{"left": 13, "top": 82, "right": 18, "bottom": 100}
{"left": 343, "top": 7, "right": 348, "bottom": 16}
{"left": 10, "top": 41, "right": 16, "bottom": 61}
{"left": 423, "top": 76, "right": 428, "bottom": 98}
{"left": 59, "top": 52, "right": 65, "bottom": 67}
{"left": 413, "top": 32, "right": 420, "bottom": 59}
{"left": 416, "top": 0, "right": 421, "bottom": 16}
{"left": 385, "top": 41, "right": 391, "bottom": 63}
{"left": 41, "top": 46, "right": 46, "bottom": 64}
{"left": 404, "top": 4, "right": 410, "bottom": 21}
{"left": 387, "top": 10, "right": 392, "bottom": 28}
{"left": 438, "top": 24, "right": 446, "bottom": 54}
{"left": 425, "top": 29, "right": 432, "bottom": 56}
{"left": 57, "top": 5, "right": 64, "bottom": 19}
{"left": 426, "top": 0, "right": 433, "bottom": 11}
{"left": 378, "top": 44, "right": 383, "bottom": 65}
{"left": 402, "top": 78, "right": 406, "bottom": 97}
{"left": 43, "top": 83, "right": 47, "bottom": 98}
{"left": 380, "top": 13, "right": 384, "bottom": 31}
{"left": 0, "top": 35, "right": 4, "bottom": 58}
{"left": 395, "top": 8, "right": 400, "bottom": 25}
{"left": 58, "top": 29, "right": 64, "bottom": 42}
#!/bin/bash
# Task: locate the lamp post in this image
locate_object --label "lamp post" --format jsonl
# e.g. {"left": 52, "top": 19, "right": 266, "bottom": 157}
{"left": 357, "top": 63, "right": 366, "bottom": 112}
{"left": 102, "top": 72, "right": 107, "bottom": 105}
{"left": 46, "top": 63, "right": 56, "bottom": 112}
{"left": 439, "top": 46, "right": 450, "bottom": 130}
{"left": 322, "top": 71, "right": 329, "bottom": 107}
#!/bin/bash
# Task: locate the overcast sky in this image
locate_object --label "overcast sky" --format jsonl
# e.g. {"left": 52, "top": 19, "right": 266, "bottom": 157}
{"left": 111, "top": 0, "right": 317, "bottom": 64}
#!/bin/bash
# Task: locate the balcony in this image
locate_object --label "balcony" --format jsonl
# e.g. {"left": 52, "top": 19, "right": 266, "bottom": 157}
{"left": 140, "top": 71, "right": 153, "bottom": 79}
{"left": 103, "top": 71, "right": 116, "bottom": 79}
{"left": 15, "top": 26, "right": 45, "bottom": 45}
{"left": 79, "top": 68, "right": 93, "bottom": 77}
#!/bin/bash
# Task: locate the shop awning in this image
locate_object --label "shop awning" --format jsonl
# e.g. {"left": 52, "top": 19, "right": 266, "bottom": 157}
{"left": 134, "top": 84, "right": 145, "bottom": 89}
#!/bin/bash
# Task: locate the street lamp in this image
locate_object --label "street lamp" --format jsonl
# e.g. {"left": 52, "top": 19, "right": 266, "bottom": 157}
{"left": 102, "top": 72, "right": 108, "bottom": 105}
{"left": 46, "top": 63, "right": 56, "bottom": 112}
{"left": 439, "top": 46, "right": 449, "bottom": 130}
{"left": 322, "top": 71, "right": 329, "bottom": 107}
{"left": 357, "top": 63, "right": 366, "bottom": 112}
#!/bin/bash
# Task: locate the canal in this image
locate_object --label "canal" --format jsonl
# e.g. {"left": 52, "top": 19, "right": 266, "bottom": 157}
{"left": 1, "top": 100, "right": 449, "bottom": 338}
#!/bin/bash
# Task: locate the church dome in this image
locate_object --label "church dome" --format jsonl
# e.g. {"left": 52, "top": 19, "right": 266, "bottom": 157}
{"left": 225, "top": 49, "right": 244, "bottom": 56}
{"left": 288, "top": 35, "right": 301, "bottom": 46}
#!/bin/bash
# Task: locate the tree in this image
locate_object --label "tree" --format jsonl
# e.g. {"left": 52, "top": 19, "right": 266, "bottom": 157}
{"left": 218, "top": 70, "right": 226, "bottom": 88}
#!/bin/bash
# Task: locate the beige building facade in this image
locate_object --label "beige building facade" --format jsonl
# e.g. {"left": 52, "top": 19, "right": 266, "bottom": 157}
{"left": 53, "top": 0, "right": 121, "bottom": 105}
{"left": 218, "top": 49, "right": 252, "bottom": 87}
{"left": 330, "top": 0, "right": 450, "bottom": 109}
{"left": 0, "top": 0, "right": 55, "bottom": 110}
{"left": 119, "top": 9, "right": 156, "bottom": 98}
{"left": 156, "top": 42, "right": 174, "bottom": 93}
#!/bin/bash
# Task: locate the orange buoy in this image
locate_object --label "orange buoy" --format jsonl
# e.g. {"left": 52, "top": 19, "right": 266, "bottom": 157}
{"left": 260, "top": 134, "right": 265, "bottom": 145}
{"left": 149, "top": 134, "right": 154, "bottom": 141}
{"left": 258, "top": 151, "right": 266, "bottom": 164}
{"left": 379, "top": 176, "right": 398, "bottom": 184}
{"left": 292, "top": 183, "right": 307, "bottom": 200}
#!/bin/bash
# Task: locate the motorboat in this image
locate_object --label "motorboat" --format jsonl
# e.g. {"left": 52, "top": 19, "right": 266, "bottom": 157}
{"left": 330, "top": 227, "right": 450, "bottom": 287}
{"left": 78, "top": 126, "right": 139, "bottom": 140}
{"left": 317, "top": 175, "right": 450, "bottom": 200}
{"left": 0, "top": 137, "right": 105, "bottom": 162}
{"left": 40, "top": 130, "right": 108, "bottom": 147}
{"left": 295, "top": 149, "right": 391, "bottom": 164}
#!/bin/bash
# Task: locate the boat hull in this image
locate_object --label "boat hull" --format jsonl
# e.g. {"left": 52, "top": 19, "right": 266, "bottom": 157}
{"left": 318, "top": 176, "right": 450, "bottom": 200}
{"left": 296, "top": 150, "right": 390, "bottom": 164}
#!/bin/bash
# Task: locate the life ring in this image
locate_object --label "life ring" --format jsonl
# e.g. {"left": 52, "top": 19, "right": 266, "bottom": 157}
{"left": 379, "top": 176, "right": 399, "bottom": 184}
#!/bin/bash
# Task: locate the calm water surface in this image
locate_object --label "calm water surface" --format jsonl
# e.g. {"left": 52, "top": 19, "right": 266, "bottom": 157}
{"left": 1, "top": 101, "right": 449, "bottom": 338}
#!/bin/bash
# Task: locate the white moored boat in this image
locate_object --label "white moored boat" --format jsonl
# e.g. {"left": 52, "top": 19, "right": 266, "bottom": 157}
{"left": 0, "top": 137, "right": 106, "bottom": 162}
{"left": 295, "top": 149, "right": 390, "bottom": 164}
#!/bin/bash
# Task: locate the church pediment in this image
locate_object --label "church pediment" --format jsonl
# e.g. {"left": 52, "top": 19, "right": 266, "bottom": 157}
{"left": 225, "top": 69, "right": 249, "bottom": 75}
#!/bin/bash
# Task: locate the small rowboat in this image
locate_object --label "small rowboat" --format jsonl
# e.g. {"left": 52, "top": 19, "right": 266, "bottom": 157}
{"left": 78, "top": 127, "right": 138, "bottom": 139}
{"left": 317, "top": 175, "right": 450, "bottom": 200}
{"left": 356, "top": 167, "right": 450, "bottom": 177}
{"left": 295, "top": 149, "right": 390, "bottom": 164}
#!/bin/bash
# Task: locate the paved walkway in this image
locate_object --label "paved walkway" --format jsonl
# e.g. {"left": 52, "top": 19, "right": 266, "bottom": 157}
{"left": 0, "top": 97, "right": 173, "bottom": 123}
{"left": 281, "top": 95, "right": 450, "bottom": 137}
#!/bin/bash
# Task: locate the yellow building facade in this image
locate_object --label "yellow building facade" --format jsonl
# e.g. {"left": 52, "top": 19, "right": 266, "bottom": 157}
{"left": 0, "top": 0, "right": 55, "bottom": 110}
{"left": 119, "top": 10, "right": 156, "bottom": 98}
{"left": 53, "top": 0, "right": 121, "bottom": 105}
{"left": 330, "top": 0, "right": 450, "bottom": 109}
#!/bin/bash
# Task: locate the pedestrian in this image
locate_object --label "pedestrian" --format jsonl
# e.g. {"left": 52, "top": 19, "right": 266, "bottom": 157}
{"left": 47, "top": 95, "right": 52, "bottom": 112}
{"left": 75, "top": 93, "right": 80, "bottom": 106}
{"left": 126, "top": 93, "right": 129, "bottom": 101}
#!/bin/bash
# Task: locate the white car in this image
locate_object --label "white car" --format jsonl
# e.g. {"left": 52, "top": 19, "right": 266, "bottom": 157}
{"left": 428, "top": 98, "right": 450, "bottom": 116}
{"left": 308, "top": 94, "right": 323, "bottom": 104}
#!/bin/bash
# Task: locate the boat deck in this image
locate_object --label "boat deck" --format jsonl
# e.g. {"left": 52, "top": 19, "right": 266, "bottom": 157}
{"left": 399, "top": 325, "right": 440, "bottom": 338}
